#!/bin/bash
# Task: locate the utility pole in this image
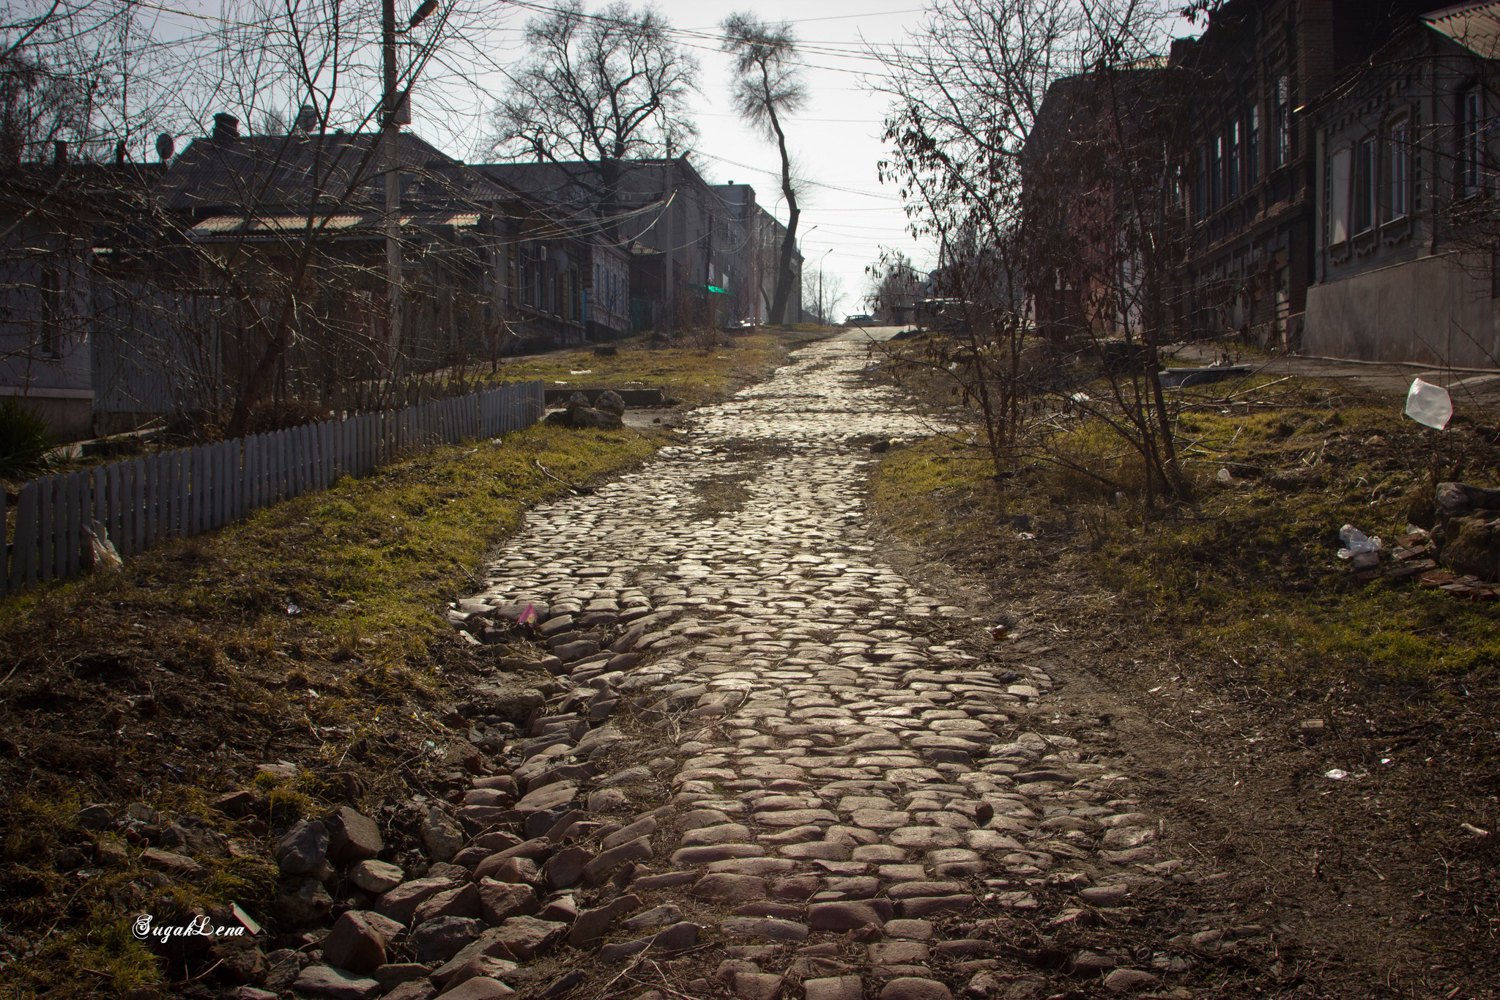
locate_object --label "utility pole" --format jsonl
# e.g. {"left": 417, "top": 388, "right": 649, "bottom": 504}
{"left": 382, "top": 0, "right": 403, "bottom": 381}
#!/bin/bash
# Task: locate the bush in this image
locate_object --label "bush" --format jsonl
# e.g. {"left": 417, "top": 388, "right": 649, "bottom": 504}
{"left": 0, "top": 398, "right": 52, "bottom": 478}
{"left": 1042, "top": 417, "right": 1148, "bottom": 501}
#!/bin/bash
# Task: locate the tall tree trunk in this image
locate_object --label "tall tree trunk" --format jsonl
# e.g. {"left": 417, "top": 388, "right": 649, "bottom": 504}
{"left": 766, "top": 102, "right": 799, "bottom": 325}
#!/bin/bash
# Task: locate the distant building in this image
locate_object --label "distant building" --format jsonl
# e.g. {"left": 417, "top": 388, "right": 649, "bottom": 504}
{"left": 1022, "top": 63, "right": 1188, "bottom": 347}
{"left": 479, "top": 157, "right": 762, "bottom": 331}
{"left": 711, "top": 182, "right": 803, "bottom": 325}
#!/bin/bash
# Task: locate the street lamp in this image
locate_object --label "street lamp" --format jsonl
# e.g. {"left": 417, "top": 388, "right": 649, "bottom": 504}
{"left": 819, "top": 247, "right": 832, "bottom": 324}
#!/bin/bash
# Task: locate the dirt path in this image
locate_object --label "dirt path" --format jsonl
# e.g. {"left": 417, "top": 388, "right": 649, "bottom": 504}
{"left": 258, "top": 331, "right": 1299, "bottom": 1000}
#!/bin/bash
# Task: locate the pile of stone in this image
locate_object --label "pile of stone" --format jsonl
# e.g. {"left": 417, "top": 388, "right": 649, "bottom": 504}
{"left": 543, "top": 390, "right": 627, "bottom": 430}
{"left": 1384, "top": 482, "right": 1500, "bottom": 599}
{"left": 214, "top": 599, "right": 698, "bottom": 998}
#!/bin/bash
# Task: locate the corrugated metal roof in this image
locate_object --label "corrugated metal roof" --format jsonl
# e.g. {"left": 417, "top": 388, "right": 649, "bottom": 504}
{"left": 189, "top": 210, "right": 480, "bottom": 239}
{"left": 1424, "top": 0, "right": 1500, "bottom": 58}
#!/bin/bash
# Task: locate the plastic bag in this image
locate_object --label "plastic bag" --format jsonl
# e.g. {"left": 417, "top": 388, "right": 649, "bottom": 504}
{"left": 1404, "top": 378, "right": 1453, "bottom": 430}
{"left": 1337, "top": 524, "right": 1383, "bottom": 569}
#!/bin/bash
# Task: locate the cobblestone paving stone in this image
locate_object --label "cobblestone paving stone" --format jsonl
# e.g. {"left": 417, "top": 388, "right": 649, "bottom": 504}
{"left": 400, "top": 332, "right": 1250, "bottom": 1000}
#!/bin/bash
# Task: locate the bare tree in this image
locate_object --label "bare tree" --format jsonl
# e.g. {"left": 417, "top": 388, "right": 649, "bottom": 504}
{"left": 867, "top": 250, "right": 923, "bottom": 325}
{"left": 801, "top": 267, "right": 845, "bottom": 325}
{"left": 722, "top": 12, "right": 805, "bottom": 325}
{"left": 873, "top": 0, "right": 1082, "bottom": 478}
{"left": 491, "top": 0, "right": 698, "bottom": 234}
{"left": 873, "top": 0, "right": 1189, "bottom": 505}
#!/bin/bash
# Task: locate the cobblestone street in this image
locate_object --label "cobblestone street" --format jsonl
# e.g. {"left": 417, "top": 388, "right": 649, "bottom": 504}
{"left": 370, "top": 331, "right": 1259, "bottom": 1000}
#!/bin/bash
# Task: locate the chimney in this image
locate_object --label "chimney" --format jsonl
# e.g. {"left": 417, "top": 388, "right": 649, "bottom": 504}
{"left": 212, "top": 113, "right": 240, "bottom": 141}
{"left": 52, "top": 140, "right": 67, "bottom": 169}
{"left": 294, "top": 104, "right": 318, "bottom": 134}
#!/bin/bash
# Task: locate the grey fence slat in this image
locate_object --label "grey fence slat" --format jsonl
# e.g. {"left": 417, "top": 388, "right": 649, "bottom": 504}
{"left": 180, "top": 448, "right": 193, "bottom": 537}
{"left": 193, "top": 446, "right": 207, "bottom": 536}
{"left": 168, "top": 451, "right": 183, "bottom": 537}
{"left": 252, "top": 435, "right": 264, "bottom": 511}
{"left": 209, "top": 441, "right": 220, "bottom": 527}
{"left": 248, "top": 435, "right": 261, "bottom": 511}
{"left": 63, "top": 472, "right": 82, "bottom": 576}
{"left": 157, "top": 453, "right": 171, "bottom": 538}
{"left": 75, "top": 470, "right": 90, "bottom": 574}
{"left": 141, "top": 457, "right": 157, "bottom": 547}
{"left": 278, "top": 429, "right": 291, "bottom": 501}
{"left": 255, "top": 437, "right": 265, "bottom": 512}
{"left": 106, "top": 462, "right": 123, "bottom": 553}
{"left": 130, "top": 458, "right": 145, "bottom": 553}
{"left": 285, "top": 431, "right": 297, "bottom": 500}
{"left": 163, "top": 450, "right": 175, "bottom": 537}
{"left": 117, "top": 460, "right": 134, "bottom": 556}
{"left": 11, "top": 482, "right": 37, "bottom": 589}
{"left": 321, "top": 423, "right": 330, "bottom": 486}
{"left": 293, "top": 427, "right": 305, "bottom": 498}
{"left": 91, "top": 466, "right": 105, "bottom": 530}
{"left": 214, "top": 443, "right": 225, "bottom": 528}
{"left": 303, "top": 424, "right": 315, "bottom": 494}
{"left": 228, "top": 441, "right": 241, "bottom": 522}
{"left": 36, "top": 475, "right": 55, "bottom": 580}
{"left": 219, "top": 441, "right": 232, "bottom": 527}
{"left": 207, "top": 443, "right": 220, "bottom": 529}
{"left": 141, "top": 455, "right": 156, "bottom": 545}
{"left": 77, "top": 471, "right": 90, "bottom": 573}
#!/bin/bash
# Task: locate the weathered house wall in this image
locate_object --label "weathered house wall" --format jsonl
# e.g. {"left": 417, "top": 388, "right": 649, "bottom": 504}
{"left": 1305, "top": 21, "right": 1500, "bottom": 367}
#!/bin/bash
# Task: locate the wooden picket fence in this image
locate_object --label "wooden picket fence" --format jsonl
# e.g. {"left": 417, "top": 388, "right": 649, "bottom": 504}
{"left": 2, "top": 381, "right": 545, "bottom": 593}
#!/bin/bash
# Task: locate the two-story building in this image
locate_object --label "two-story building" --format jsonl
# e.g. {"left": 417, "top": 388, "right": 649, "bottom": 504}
{"left": 480, "top": 157, "right": 761, "bottom": 332}
{"left": 1304, "top": 1, "right": 1500, "bottom": 367}
{"left": 1172, "top": 0, "right": 1429, "bottom": 350}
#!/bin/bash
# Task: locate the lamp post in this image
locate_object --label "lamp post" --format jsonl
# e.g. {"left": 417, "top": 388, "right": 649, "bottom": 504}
{"left": 819, "top": 247, "right": 832, "bottom": 324}
{"left": 800, "top": 225, "right": 817, "bottom": 322}
{"left": 382, "top": 0, "right": 438, "bottom": 380}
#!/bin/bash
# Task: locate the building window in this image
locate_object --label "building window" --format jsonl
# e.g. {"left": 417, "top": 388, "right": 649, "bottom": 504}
{"left": 1459, "top": 87, "right": 1484, "bottom": 197}
{"left": 38, "top": 265, "right": 61, "bottom": 358}
{"left": 1354, "top": 134, "right": 1377, "bottom": 234}
{"left": 1274, "top": 74, "right": 1292, "bottom": 167}
{"left": 1227, "top": 120, "right": 1242, "bottom": 201}
{"left": 1194, "top": 144, "right": 1208, "bottom": 219}
{"left": 1329, "top": 145, "right": 1351, "bottom": 245}
{"left": 1387, "top": 117, "right": 1412, "bottom": 220}
{"left": 1246, "top": 104, "right": 1261, "bottom": 186}
{"left": 1211, "top": 134, "right": 1225, "bottom": 212}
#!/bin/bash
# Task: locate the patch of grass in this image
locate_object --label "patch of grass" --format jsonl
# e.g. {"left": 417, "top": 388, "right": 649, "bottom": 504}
{"left": 497, "top": 330, "right": 812, "bottom": 407}
{"left": 871, "top": 377, "right": 1500, "bottom": 693}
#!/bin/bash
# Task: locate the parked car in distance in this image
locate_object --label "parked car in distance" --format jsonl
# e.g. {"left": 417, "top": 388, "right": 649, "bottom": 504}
{"left": 844, "top": 313, "right": 874, "bottom": 325}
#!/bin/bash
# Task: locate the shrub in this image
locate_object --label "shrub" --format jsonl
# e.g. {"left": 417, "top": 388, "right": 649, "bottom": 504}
{"left": 0, "top": 398, "right": 52, "bottom": 478}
